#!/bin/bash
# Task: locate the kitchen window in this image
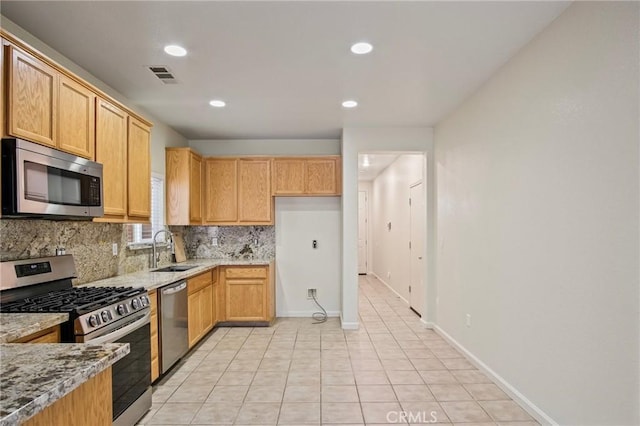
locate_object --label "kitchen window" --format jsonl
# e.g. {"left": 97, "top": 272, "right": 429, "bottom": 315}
{"left": 126, "top": 174, "right": 166, "bottom": 246}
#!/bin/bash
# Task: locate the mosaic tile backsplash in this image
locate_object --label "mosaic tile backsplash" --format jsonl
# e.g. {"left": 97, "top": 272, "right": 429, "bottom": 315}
{"left": 0, "top": 219, "right": 275, "bottom": 285}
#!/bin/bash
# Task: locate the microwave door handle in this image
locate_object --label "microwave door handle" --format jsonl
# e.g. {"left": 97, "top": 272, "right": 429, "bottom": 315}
{"left": 87, "top": 311, "right": 150, "bottom": 344}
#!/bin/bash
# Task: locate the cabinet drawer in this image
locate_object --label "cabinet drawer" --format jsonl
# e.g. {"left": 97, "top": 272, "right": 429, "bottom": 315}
{"left": 188, "top": 271, "right": 212, "bottom": 294}
{"left": 224, "top": 267, "right": 267, "bottom": 279}
{"left": 11, "top": 325, "right": 61, "bottom": 343}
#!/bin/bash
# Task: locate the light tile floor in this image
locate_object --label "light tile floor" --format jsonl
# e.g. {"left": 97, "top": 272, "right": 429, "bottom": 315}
{"left": 138, "top": 275, "right": 538, "bottom": 425}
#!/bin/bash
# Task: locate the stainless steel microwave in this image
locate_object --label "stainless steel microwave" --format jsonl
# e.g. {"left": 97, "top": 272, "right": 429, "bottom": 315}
{"left": 1, "top": 138, "right": 103, "bottom": 219}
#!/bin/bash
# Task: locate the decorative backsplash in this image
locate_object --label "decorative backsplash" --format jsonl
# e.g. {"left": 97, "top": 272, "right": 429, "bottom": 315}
{"left": 0, "top": 219, "right": 275, "bottom": 285}
{"left": 177, "top": 226, "right": 275, "bottom": 260}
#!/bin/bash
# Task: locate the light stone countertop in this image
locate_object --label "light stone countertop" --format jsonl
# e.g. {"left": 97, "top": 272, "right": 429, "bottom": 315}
{"left": 82, "top": 258, "right": 272, "bottom": 291}
{"left": 0, "top": 313, "right": 69, "bottom": 344}
{"left": 0, "top": 342, "right": 129, "bottom": 425}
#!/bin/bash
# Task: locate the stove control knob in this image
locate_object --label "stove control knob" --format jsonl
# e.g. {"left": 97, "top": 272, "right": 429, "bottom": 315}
{"left": 116, "top": 304, "right": 126, "bottom": 316}
{"left": 131, "top": 299, "right": 140, "bottom": 310}
{"left": 88, "top": 314, "right": 98, "bottom": 327}
{"left": 101, "top": 311, "right": 109, "bottom": 323}
{"left": 140, "top": 295, "right": 149, "bottom": 306}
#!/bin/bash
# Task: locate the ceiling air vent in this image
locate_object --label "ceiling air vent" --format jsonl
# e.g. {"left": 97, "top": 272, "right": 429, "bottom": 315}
{"left": 148, "top": 66, "right": 178, "bottom": 84}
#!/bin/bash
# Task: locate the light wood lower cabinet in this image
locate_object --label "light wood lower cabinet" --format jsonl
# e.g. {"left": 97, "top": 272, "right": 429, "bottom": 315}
{"left": 149, "top": 289, "right": 160, "bottom": 383}
{"left": 10, "top": 325, "right": 60, "bottom": 343}
{"left": 187, "top": 270, "right": 215, "bottom": 348}
{"left": 23, "top": 368, "right": 112, "bottom": 426}
{"left": 220, "top": 265, "right": 274, "bottom": 323}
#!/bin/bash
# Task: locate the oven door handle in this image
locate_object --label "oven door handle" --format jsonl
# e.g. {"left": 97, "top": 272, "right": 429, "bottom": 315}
{"left": 88, "top": 311, "right": 150, "bottom": 344}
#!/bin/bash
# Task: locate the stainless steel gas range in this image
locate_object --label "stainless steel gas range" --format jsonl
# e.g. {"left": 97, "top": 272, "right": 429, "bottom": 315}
{"left": 0, "top": 255, "right": 152, "bottom": 426}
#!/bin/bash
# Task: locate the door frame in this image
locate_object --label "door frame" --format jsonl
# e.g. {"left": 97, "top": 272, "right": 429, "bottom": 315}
{"left": 409, "top": 180, "right": 426, "bottom": 317}
{"left": 357, "top": 190, "right": 369, "bottom": 275}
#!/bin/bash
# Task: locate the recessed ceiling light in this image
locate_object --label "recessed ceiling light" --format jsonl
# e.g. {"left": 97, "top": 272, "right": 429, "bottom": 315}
{"left": 351, "top": 42, "right": 373, "bottom": 55}
{"left": 362, "top": 155, "right": 370, "bottom": 167}
{"left": 209, "top": 99, "right": 226, "bottom": 108}
{"left": 342, "top": 100, "right": 358, "bottom": 108}
{"left": 164, "top": 45, "right": 187, "bottom": 57}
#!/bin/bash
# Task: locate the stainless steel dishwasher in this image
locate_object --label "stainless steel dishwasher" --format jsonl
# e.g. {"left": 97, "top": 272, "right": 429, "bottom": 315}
{"left": 159, "top": 280, "right": 189, "bottom": 373}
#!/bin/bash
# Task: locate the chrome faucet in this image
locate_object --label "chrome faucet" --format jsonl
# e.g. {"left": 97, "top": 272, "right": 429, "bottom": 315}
{"left": 152, "top": 229, "right": 174, "bottom": 269}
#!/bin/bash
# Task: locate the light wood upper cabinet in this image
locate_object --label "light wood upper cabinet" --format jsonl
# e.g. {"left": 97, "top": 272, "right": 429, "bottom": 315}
{"left": 189, "top": 152, "right": 203, "bottom": 223}
{"left": 204, "top": 158, "right": 238, "bottom": 223}
{"left": 7, "top": 45, "right": 57, "bottom": 147}
{"left": 166, "top": 148, "right": 202, "bottom": 225}
{"left": 57, "top": 75, "right": 95, "bottom": 159}
{"left": 272, "top": 157, "right": 341, "bottom": 196}
{"left": 96, "top": 99, "right": 128, "bottom": 219}
{"left": 272, "top": 159, "right": 305, "bottom": 195}
{"left": 238, "top": 159, "right": 272, "bottom": 223}
{"left": 127, "top": 117, "right": 151, "bottom": 220}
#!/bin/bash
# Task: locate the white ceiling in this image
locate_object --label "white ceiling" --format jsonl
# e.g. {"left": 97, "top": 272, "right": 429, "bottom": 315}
{"left": 1, "top": 1, "right": 569, "bottom": 140}
{"left": 358, "top": 154, "right": 399, "bottom": 182}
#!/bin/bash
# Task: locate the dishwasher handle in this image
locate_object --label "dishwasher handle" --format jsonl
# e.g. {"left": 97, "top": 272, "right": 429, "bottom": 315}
{"left": 162, "top": 282, "right": 187, "bottom": 295}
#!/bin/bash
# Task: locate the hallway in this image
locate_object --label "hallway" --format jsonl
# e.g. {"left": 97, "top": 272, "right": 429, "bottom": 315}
{"left": 140, "top": 275, "right": 538, "bottom": 425}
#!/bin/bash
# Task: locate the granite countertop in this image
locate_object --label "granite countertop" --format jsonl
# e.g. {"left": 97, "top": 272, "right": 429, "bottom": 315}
{"left": 0, "top": 313, "right": 69, "bottom": 344}
{"left": 0, "top": 342, "right": 129, "bottom": 425}
{"left": 83, "top": 258, "right": 272, "bottom": 291}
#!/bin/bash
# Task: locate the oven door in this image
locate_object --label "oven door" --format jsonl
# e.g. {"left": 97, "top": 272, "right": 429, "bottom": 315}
{"left": 82, "top": 310, "right": 151, "bottom": 425}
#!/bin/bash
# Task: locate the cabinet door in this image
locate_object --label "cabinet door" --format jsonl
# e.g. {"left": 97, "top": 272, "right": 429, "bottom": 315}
{"left": 166, "top": 149, "right": 190, "bottom": 225}
{"left": 96, "top": 99, "right": 128, "bottom": 218}
{"left": 225, "top": 278, "right": 266, "bottom": 321}
{"left": 204, "top": 158, "right": 238, "bottom": 223}
{"left": 127, "top": 117, "right": 151, "bottom": 220}
{"left": 7, "top": 45, "right": 57, "bottom": 147}
{"left": 272, "top": 158, "right": 305, "bottom": 195}
{"left": 201, "top": 284, "right": 214, "bottom": 334}
{"left": 189, "top": 152, "right": 203, "bottom": 224}
{"left": 306, "top": 158, "right": 340, "bottom": 195}
{"left": 238, "top": 159, "right": 272, "bottom": 223}
{"left": 149, "top": 290, "right": 160, "bottom": 382}
{"left": 187, "top": 289, "right": 200, "bottom": 348}
{"left": 58, "top": 75, "right": 95, "bottom": 159}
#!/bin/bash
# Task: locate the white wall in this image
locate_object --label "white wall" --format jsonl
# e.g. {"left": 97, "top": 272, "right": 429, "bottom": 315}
{"left": 341, "top": 128, "right": 435, "bottom": 328}
{"left": 275, "top": 197, "right": 341, "bottom": 317}
{"left": 0, "top": 16, "right": 188, "bottom": 175}
{"left": 190, "top": 139, "right": 340, "bottom": 156}
{"left": 434, "top": 2, "right": 639, "bottom": 425}
{"left": 369, "top": 155, "right": 424, "bottom": 301}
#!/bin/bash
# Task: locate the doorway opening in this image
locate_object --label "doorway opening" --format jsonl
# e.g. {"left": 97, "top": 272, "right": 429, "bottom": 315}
{"left": 357, "top": 152, "right": 427, "bottom": 318}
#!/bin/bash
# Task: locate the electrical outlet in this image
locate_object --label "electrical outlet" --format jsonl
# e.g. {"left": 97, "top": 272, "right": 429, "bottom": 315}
{"left": 466, "top": 314, "right": 472, "bottom": 328}
{"left": 307, "top": 288, "right": 317, "bottom": 299}
{"left": 112, "top": 243, "right": 118, "bottom": 256}
{"left": 211, "top": 237, "right": 218, "bottom": 246}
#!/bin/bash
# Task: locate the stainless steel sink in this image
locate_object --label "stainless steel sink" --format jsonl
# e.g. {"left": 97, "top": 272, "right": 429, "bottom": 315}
{"left": 152, "top": 265, "right": 198, "bottom": 272}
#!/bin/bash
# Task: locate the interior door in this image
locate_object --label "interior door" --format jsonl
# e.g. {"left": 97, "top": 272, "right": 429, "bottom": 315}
{"left": 358, "top": 191, "right": 368, "bottom": 275}
{"left": 409, "top": 182, "right": 425, "bottom": 316}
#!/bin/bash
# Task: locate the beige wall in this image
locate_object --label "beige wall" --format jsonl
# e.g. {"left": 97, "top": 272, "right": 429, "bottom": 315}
{"left": 434, "top": 2, "right": 639, "bottom": 424}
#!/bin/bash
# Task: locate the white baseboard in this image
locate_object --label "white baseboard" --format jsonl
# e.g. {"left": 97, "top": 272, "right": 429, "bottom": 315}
{"left": 420, "top": 318, "right": 435, "bottom": 329}
{"left": 433, "top": 325, "right": 557, "bottom": 426}
{"left": 277, "top": 310, "right": 341, "bottom": 317}
{"left": 370, "top": 272, "right": 409, "bottom": 305}
{"left": 340, "top": 314, "right": 359, "bottom": 330}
